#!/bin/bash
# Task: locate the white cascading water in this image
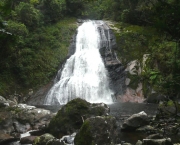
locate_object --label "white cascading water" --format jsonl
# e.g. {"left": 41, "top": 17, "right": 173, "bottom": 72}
{"left": 44, "top": 21, "right": 113, "bottom": 105}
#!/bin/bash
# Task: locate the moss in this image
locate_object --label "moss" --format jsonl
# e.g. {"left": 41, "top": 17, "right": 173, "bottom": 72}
{"left": 0, "top": 17, "right": 77, "bottom": 96}
{"left": 74, "top": 120, "right": 94, "bottom": 145}
{"left": 90, "top": 106, "right": 106, "bottom": 116}
{"left": 167, "top": 100, "right": 174, "bottom": 106}
{"left": 33, "top": 134, "right": 54, "bottom": 145}
{"left": 48, "top": 98, "right": 91, "bottom": 138}
{"left": 33, "top": 136, "right": 40, "bottom": 145}
{"left": 6, "top": 106, "right": 22, "bottom": 114}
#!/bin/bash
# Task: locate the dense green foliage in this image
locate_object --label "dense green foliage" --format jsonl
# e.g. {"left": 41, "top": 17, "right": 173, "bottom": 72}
{"left": 0, "top": 0, "right": 180, "bottom": 99}
{"left": 0, "top": 0, "right": 77, "bottom": 96}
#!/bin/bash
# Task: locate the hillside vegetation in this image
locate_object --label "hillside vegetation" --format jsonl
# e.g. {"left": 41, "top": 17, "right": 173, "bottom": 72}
{"left": 0, "top": 0, "right": 180, "bottom": 99}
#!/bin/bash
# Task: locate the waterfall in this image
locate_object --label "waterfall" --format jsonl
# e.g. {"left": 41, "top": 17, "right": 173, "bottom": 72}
{"left": 44, "top": 21, "right": 113, "bottom": 105}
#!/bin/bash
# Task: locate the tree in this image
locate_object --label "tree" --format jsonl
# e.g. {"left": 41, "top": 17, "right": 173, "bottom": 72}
{"left": 14, "top": 2, "right": 41, "bottom": 29}
{"left": 42, "top": 0, "right": 66, "bottom": 23}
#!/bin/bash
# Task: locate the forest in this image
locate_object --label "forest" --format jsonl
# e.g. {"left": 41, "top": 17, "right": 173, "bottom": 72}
{"left": 0, "top": 0, "right": 180, "bottom": 100}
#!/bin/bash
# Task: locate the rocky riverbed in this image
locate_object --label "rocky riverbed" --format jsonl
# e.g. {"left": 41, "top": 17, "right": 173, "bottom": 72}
{"left": 1, "top": 96, "right": 180, "bottom": 145}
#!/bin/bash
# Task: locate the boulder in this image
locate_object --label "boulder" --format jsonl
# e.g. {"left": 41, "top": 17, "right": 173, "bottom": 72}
{"left": 48, "top": 98, "right": 110, "bottom": 138}
{"left": 20, "top": 136, "right": 37, "bottom": 144}
{"left": 0, "top": 103, "right": 54, "bottom": 142}
{"left": 121, "top": 111, "right": 149, "bottom": 131}
{"left": 74, "top": 116, "right": 118, "bottom": 145}
{"left": 136, "top": 140, "right": 143, "bottom": 145}
{"left": 142, "top": 138, "right": 173, "bottom": 145}
{"left": 46, "top": 138, "right": 63, "bottom": 145}
{"left": 136, "top": 125, "right": 156, "bottom": 133}
{"left": 146, "top": 134, "right": 163, "bottom": 139}
{"left": 0, "top": 96, "right": 16, "bottom": 107}
{"left": 33, "top": 133, "right": 55, "bottom": 145}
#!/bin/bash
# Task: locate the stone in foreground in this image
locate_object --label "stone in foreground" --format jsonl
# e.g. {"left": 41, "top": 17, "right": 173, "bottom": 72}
{"left": 74, "top": 116, "right": 118, "bottom": 145}
{"left": 121, "top": 111, "right": 149, "bottom": 131}
{"left": 48, "top": 98, "right": 110, "bottom": 138}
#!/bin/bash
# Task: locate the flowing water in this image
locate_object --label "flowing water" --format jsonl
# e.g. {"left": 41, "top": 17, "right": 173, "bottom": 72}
{"left": 44, "top": 21, "right": 113, "bottom": 105}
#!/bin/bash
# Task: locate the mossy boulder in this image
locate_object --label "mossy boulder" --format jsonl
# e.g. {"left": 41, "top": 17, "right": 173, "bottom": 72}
{"left": 74, "top": 116, "right": 118, "bottom": 145}
{"left": 48, "top": 98, "right": 110, "bottom": 138}
{"left": 33, "top": 133, "right": 55, "bottom": 145}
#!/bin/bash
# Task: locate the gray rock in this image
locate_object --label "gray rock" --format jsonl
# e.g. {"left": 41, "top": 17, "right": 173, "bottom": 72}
{"left": 142, "top": 138, "right": 173, "bottom": 145}
{"left": 0, "top": 96, "right": 6, "bottom": 102}
{"left": 48, "top": 98, "right": 110, "bottom": 137}
{"left": 47, "top": 138, "right": 64, "bottom": 145}
{"left": 20, "top": 136, "right": 37, "bottom": 144}
{"left": 136, "top": 125, "right": 155, "bottom": 132}
{"left": 27, "top": 81, "right": 54, "bottom": 105}
{"left": 0, "top": 96, "right": 18, "bottom": 107}
{"left": 136, "top": 140, "right": 143, "bottom": 145}
{"left": 74, "top": 116, "right": 119, "bottom": 145}
{"left": 121, "top": 111, "right": 149, "bottom": 131}
{"left": 0, "top": 103, "right": 54, "bottom": 142}
{"left": 146, "top": 134, "right": 163, "bottom": 139}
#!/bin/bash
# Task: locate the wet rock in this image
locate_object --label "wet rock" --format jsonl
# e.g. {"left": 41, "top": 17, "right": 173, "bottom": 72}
{"left": 0, "top": 103, "right": 54, "bottom": 142}
{"left": 136, "top": 140, "right": 143, "bottom": 145}
{"left": 48, "top": 98, "right": 110, "bottom": 138}
{"left": 0, "top": 138, "right": 19, "bottom": 145}
{"left": 46, "top": 138, "right": 63, "bottom": 145}
{"left": 30, "top": 130, "right": 46, "bottom": 136}
{"left": 146, "top": 134, "right": 163, "bottom": 139}
{"left": 74, "top": 116, "right": 119, "bottom": 145}
{"left": 13, "top": 121, "right": 31, "bottom": 133}
{"left": 27, "top": 81, "right": 54, "bottom": 106}
{"left": 136, "top": 125, "right": 155, "bottom": 133}
{"left": 121, "top": 111, "right": 149, "bottom": 131}
{"left": 61, "top": 133, "right": 76, "bottom": 144}
{"left": 142, "top": 138, "right": 173, "bottom": 145}
{"left": 20, "top": 136, "right": 37, "bottom": 144}
{"left": 33, "top": 133, "right": 55, "bottom": 145}
{"left": 0, "top": 96, "right": 16, "bottom": 107}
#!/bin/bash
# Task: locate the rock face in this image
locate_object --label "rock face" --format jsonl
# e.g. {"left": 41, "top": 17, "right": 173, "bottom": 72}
{"left": 20, "top": 136, "right": 37, "bottom": 144}
{"left": 48, "top": 98, "right": 110, "bottom": 138}
{"left": 27, "top": 81, "right": 54, "bottom": 105}
{"left": 93, "top": 20, "right": 127, "bottom": 98}
{"left": 74, "top": 116, "right": 118, "bottom": 145}
{"left": 121, "top": 111, "right": 149, "bottom": 131}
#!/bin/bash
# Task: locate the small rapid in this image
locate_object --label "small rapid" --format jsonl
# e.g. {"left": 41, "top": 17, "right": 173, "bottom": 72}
{"left": 44, "top": 21, "right": 113, "bottom": 105}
